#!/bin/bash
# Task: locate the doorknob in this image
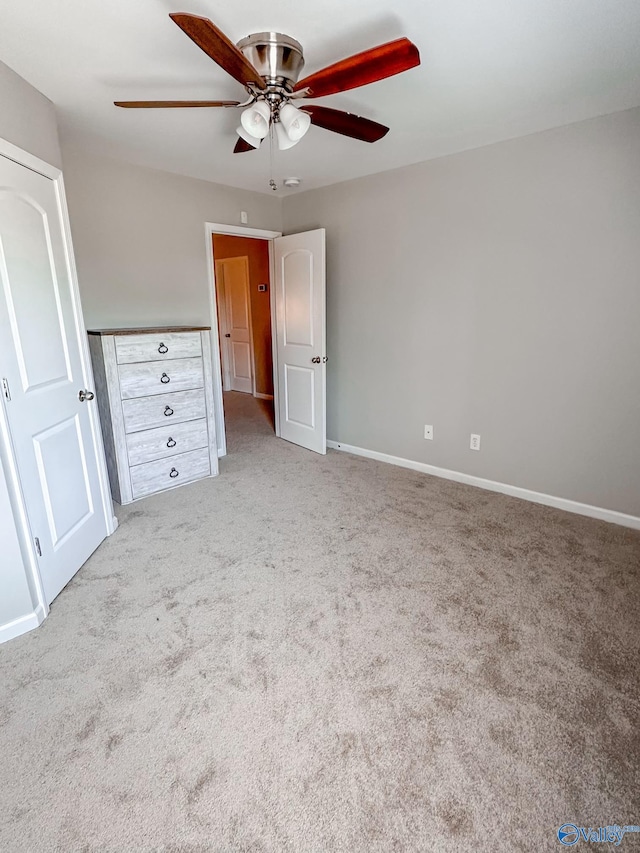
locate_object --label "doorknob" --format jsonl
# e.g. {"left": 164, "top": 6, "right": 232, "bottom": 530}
{"left": 311, "top": 356, "right": 321, "bottom": 363}
{"left": 78, "top": 389, "right": 95, "bottom": 402}
{"left": 225, "top": 333, "right": 231, "bottom": 338}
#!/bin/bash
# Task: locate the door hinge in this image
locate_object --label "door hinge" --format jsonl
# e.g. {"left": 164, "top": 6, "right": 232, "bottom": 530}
{"left": 2, "top": 378, "right": 10, "bottom": 401}
{"left": 34, "top": 537, "right": 42, "bottom": 557}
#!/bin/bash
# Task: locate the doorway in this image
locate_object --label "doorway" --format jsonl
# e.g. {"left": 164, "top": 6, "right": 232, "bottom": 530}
{"left": 206, "top": 222, "right": 327, "bottom": 460}
{"left": 212, "top": 232, "right": 276, "bottom": 445}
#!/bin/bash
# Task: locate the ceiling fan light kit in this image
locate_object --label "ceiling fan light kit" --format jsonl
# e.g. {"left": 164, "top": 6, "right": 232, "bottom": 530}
{"left": 115, "top": 12, "right": 420, "bottom": 183}
{"left": 238, "top": 97, "right": 312, "bottom": 149}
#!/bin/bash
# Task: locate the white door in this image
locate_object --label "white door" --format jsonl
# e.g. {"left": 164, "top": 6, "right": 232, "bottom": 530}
{"left": 274, "top": 229, "right": 326, "bottom": 454}
{"left": 216, "top": 256, "right": 253, "bottom": 394}
{"left": 0, "top": 154, "right": 109, "bottom": 604}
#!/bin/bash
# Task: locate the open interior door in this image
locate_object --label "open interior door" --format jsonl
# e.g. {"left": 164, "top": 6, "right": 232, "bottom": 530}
{"left": 0, "top": 154, "right": 110, "bottom": 605}
{"left": 273, "top": 229, "right": 326, "bottom": 454}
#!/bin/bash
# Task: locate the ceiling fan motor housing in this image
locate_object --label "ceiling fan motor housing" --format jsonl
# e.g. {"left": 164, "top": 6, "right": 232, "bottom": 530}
{"left": 237, "top": 33, "right": 305, "bottom": 91}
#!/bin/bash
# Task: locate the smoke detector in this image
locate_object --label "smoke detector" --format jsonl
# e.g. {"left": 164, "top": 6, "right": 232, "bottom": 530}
{"left": 283, "top": 177, "right": 301, "bottom": 188}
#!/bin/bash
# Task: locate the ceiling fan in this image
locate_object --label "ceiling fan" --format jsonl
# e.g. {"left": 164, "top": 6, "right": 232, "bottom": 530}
{"left": 115, "top": 13, "right": 420, "bottom": 154}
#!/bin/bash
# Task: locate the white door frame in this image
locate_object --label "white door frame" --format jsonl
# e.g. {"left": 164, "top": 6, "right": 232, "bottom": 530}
{"left": 0, "top": 137, "right": 118, "bottom": 628}
{"left": 205, "top": 222, "right": 282, "bottom": 458}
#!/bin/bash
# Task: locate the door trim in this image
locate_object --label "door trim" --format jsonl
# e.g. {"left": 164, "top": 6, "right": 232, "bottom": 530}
{"left": 0, "top": 136, "right": 118, "bottom": 635}
{"left": 205, "top": 222, "right": 282, "bottom": 458}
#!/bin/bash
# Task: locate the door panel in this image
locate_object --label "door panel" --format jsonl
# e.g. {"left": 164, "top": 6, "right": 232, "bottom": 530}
{"left": 32, "top": 415, "right": 93, "bottom": 548}
{"left": 0, "top": 193, "right": 71, "bottom": 391}
{"left": 274, "top": 229, "right": 326, "bottom": 454}
{"left": 283, "top": 254, "right": 314, "bottom": 347}
{"left": 0, "top": 155, "right": 108, "bottom": 605}
{"left": 229, "top": 274, "right": 250, "bottom": 330}
{"left": 231, "top": 341, "right": 252, "bottom": 382}
{"left": 284, "top": 365, "right": 315, "bottom": 428}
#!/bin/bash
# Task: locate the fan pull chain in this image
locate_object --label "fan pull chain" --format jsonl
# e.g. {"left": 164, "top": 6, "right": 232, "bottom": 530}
{"left": 269, "top": 122, "right": 278, "bottom": 192}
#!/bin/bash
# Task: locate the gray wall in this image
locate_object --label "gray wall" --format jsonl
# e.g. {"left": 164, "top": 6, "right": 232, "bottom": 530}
{"left": 61, "top": 146, "right": 282, "bottom": 329}
{"left": 0, "top": 60, "right": 62, "bottom": 168}
{"left": 283, "top": 107, "right": 640, "bottom": 517}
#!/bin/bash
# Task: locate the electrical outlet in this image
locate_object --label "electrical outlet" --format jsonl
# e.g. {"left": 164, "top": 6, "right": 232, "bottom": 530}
{"left": 470, "top": 433, "right": 481, "bottom": 451}
{"left": 424, "top": 425, "right": 433, "bottom": 440}
{"left": 240, "top": 211, "right": 248, "bottom": 224}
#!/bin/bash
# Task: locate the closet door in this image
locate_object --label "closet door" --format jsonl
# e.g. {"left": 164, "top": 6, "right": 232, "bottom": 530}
{"left": 0, "top": 154, "right": 109, "bottom": 604}
{"left": 216, "top": 256, "right": 254, "bottom": 394}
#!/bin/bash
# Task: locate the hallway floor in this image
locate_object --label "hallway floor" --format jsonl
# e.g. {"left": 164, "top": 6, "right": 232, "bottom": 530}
{"left": 1, "top": 393, "right": 639, "bottom": 852}
{"left": 222, "top": 390, "right": 275, "bottom": 454}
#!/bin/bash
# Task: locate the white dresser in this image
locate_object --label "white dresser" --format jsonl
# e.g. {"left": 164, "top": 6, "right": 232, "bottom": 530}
{"left": 87, "top": 326, "right": 218, "bottom": 504}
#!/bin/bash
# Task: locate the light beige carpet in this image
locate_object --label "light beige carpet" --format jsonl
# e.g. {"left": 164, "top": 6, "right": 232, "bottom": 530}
{"left": 1, "top": 391, "right": 639, "bottom": 852}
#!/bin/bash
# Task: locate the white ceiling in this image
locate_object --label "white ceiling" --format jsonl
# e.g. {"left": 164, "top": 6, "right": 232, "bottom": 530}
{"left": 2, "top": 0, "right": 640, "bottom": 195}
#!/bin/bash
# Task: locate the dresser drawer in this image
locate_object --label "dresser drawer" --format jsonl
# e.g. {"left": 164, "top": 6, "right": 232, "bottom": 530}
{"left": 119, "top": 357, "right": 203, "bottom": 399}
{"left": 126, "top": 419, "right": 209, "bottom": 466}
{"left": 115, "top": 332, "right": 202, "bottom": 364}
{"left": 130, "top": 447, "right": 211, "bottom": 499}
{"left": 122, "top": 389, "right": 205, "bottom": 433}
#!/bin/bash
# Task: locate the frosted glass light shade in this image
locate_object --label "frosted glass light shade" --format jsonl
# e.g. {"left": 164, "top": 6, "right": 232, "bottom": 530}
{"left": 275, "top": 121, "right": 300, "bottom": 150}
{"left": 240, "top": 100, "right": 271, "bottom": 139}
{"left": 236, "top": 126, "right": 261, "bottom": 148}
{"left": 279, "top": 103, "right": 311, "bottom": 141}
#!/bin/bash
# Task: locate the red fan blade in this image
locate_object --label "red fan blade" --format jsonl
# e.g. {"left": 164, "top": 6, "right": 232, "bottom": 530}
{"left": 170, "top": 13, "right": 265, "bottom": 87}
{"left": 233, "top": 137, "right": 260, "bottom": 153}
{"left": 114, "top": 100, "right": 240, "bottom": 108}
{"left": 294, "top": 37, "right": 419, "bottom": 98}
{"left": 301, "top": 105, "right": 389, "bottom": 142}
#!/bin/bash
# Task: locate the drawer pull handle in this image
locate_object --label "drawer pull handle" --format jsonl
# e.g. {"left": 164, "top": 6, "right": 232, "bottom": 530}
{"left": 166, "top": 437, "right": 176, "bottom": 448}
{"left": 158, "top": 343, "right": 168, "bottom": 354}
{"left": 169, "top": 467, "right": 179, "bottom": 479}
{"left": 164, "top": 405, "right": 174, "bottom": 417}
{"left": 160, "top": 372, "right": 171, "bottom": 384}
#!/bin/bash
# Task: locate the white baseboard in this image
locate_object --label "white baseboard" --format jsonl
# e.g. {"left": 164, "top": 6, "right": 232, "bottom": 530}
{"left": 254, "top": 393, "right": 274, "bottom": 401}
{"left": 0, "top": 603, "right": 46, "bottom": 645}
{"left": 327, "top": 440, "right": 640, "bottom": 530}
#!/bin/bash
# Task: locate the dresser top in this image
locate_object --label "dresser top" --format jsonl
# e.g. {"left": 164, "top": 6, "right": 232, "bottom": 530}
{"left": 87, "top": 325, "right": 211, "bottom": 336}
